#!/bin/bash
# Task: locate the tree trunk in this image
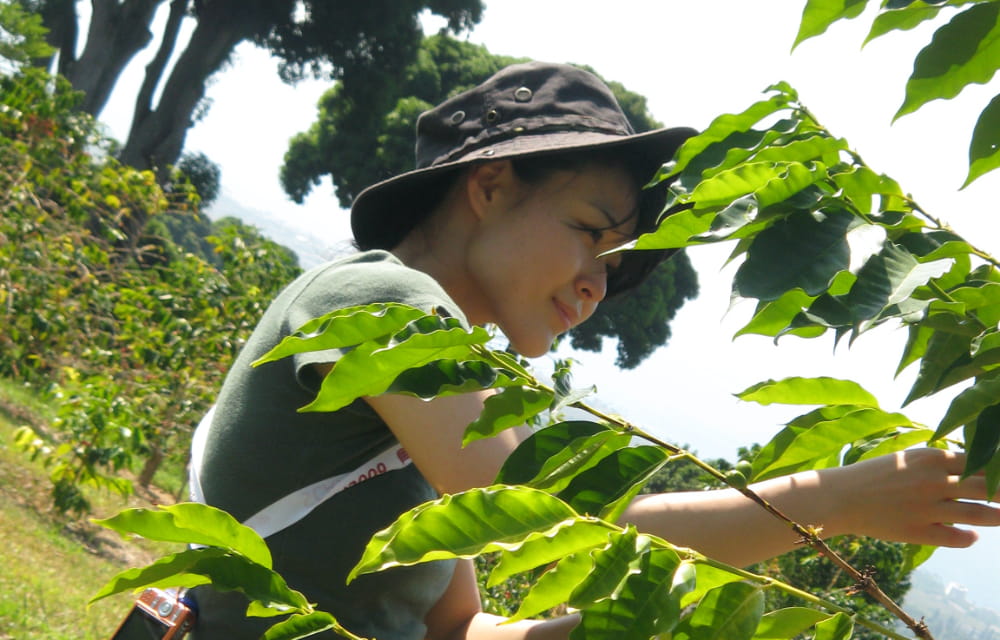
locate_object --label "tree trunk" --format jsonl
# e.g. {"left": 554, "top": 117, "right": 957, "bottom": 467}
{"left": 68, "top": 0, "right": 164, "bottom": 116}
{"left": 138, "top": 445, "right": 164, "bottom": 488}
{"left": 32, "top": 0, "right": 78, "bottom": 73}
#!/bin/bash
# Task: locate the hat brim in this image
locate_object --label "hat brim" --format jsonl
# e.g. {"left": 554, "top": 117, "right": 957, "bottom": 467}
{"left": 350, "top": 125, "right": 698, "bottom": 250}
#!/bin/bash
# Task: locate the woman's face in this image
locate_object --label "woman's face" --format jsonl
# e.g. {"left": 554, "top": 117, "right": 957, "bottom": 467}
{"left": 465, "top": 161, "right": 638, "bottom": 357}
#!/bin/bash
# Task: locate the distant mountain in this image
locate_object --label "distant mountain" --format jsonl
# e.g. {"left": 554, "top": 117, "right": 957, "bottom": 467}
{"left": 899, "top": 569, "right": 1000, "bottom": 640}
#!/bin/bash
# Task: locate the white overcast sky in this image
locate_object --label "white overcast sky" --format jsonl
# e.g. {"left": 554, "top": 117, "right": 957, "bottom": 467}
{"left": 97, "top": 0, "right": 1000, "bottom": 608}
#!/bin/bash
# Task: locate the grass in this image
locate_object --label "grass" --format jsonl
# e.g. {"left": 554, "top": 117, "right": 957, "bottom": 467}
{"left": 0, "top": 379, "right": 184, "bottom": 640}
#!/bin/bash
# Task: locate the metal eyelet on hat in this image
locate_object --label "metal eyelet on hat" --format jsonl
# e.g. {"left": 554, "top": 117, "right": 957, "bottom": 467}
{"left": 514, "top": 86, "right": 532, "bottom": 102}
{"left": 449, "top": 110, "right": 466, "bottom": 125}
{"left": 485, "top": 108, "right": 501, "bottom": 124}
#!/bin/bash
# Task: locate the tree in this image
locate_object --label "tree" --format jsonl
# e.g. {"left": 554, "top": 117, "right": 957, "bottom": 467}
{"left": 24, "top": 0, "right": 484, "bottom": 239}
{"left": 281, "top": 33, "right": 700, "bottom": 368}
{"left": 0, "top": 0, "right": 52, "bottom": 72}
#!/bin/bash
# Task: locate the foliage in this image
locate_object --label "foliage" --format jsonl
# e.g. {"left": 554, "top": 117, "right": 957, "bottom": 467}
{"left": 282, "top": 32, "right": 700, "bottom": 368}
{"left": 174, "top": 151, "right": 222, "bottom": 208}
{"left": 0, "top": 0, "right": 51, "bottom": 70}
{"left": 794, "top": 0, "right": 1000, "bottom": 187}
{"left": 25, "top": 0, "right": 484, "bottom": 182}
{"left": 1, "top": 68, "right": 301, "bottom": 512}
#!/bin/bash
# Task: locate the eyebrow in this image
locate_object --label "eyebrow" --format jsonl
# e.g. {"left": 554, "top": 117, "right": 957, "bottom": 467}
{"left": 593, "top": 202, "right": 641, "bottom": 238}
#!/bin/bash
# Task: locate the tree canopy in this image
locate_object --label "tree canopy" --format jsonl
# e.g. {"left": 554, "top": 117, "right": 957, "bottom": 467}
{"left": 281, "top": 34, "right": 700, "bottom": 368}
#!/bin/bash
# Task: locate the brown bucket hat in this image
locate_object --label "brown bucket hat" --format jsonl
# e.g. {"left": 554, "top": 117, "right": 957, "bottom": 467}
{"left": 350, "top": 61, "right": 696, "bottom": 263}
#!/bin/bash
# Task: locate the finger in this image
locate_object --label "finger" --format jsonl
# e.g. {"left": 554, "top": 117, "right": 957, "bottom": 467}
{"left": 944, "top": 475, "right": 1000, "bottom": 501}
{"left": 938, "top": 499, "right": 1000, "bottom": 528}
{"left": 918, "top": 523, "right": 979, "bottom": 549}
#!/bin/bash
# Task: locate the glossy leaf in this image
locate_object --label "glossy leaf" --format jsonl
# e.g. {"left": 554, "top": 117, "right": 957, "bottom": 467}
{"left": 488, "top": 519, "right": 615, "bottom": 587}
{"left": 93, "top": 502, "right": 272, "bottom": 568}
{"left": 752, "top": 607, "right": 831, "bottom": 639}
{"left": 572, "top": 548, "right": 687, "bottom": 640}
{"left": 261, "top": 612, "right": 365, "bottom": 640}
{"left": 737, "top": 376, "right": 879, "bottom": 407}
{"left": 303, "top": 320, "right": 490, "bottom": 412}
{"left": 509, "top": 545, "right": 597, "bottom": 622}
{"left": 253, "top": 303, "right": 425, "bottom": 365}
{"left": 794, "top": 0, "right": 869, "bottom": 49}
{"left": 673, "top": 581, "right": 765, "bottom": 640}
{"left": 388, "top": 359, "right": 528, "bottom": 399}
{"left": 464, "top": 385, "right": 554, "bottom": 446}
{"left": 681, "top": 562, "right": 746, "bottom": 608}
{"left": 896, "top": 3, "right": 1000, "bottom": 119}
{"left": 568, "top": 527, "right": 647, "bottom": 609}
{"left": 753, "top": 407, "right": 909, "bottom": 480}
{"left": 734, "top": 209, "right": 857, "bottom": 301}
{"left": 850, "top": 428, "right": 936, "bottom": 461}
{"left": 91, "top": 547, "right": 310, "bottom": 612}
{"left": 348, "top": 486, "right": 587, "bottom": 581}
{"left": 497, "top": 423, "right": 632, "bottom": 492}
{"left": 735, "top": 289, "right": 818, "bottom": 338}
{"left": 965, "top": 92, "right": 1000, "bottom": 187}
{"left": 866, "top": 2, "right": 945, "bottom": 44}
{"left": 633, "top": 207, "right": 715, "bottom": 250}
{"left": 843, "top": 243, "right": 953, "bottom": 322}
{"left": 557, "top": 446, "right": 670, "bottom": 520}
{"left": 813, "top": 612, "right": 854, "bottom": 640}
{"left": 933, "top": 373, "right": 1000, "bottom": 438}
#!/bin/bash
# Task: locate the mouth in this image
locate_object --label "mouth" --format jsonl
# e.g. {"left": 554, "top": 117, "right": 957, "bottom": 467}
{"left": 553, "top": 298, "right": 576, "bottom": 332}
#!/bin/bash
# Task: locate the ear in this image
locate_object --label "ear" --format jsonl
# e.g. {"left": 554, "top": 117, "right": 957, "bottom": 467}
{"left": 465, "top": 160, "right": 519, "bottom": 220}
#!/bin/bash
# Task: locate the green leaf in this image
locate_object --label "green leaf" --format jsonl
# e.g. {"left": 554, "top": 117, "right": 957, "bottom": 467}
{"left": 253, "top": 303, "right": 426, "bottom": 366}
{"left": 933, "top": 374, "right": 1000, "bottom": 438}
{"left": 963, "top": 403, "right": 1000, "bottom": 481}
{"left": 832, "top": 165, "right": 904, "bottom": 214}
{"left": 851, "top": 428, "right": 936, "bottom": 461}
{"left": 735, "top": 289, "right": 818, "bottom": 338}
{"left": 752, "top": 607, "right": 831, "bottom": 639}
{"left": 753, "top": 407, "right": 910, "bottom": 481}
{"left": 904, "top": 329, "right": 976, "bottom": 404}
{"left": 866, "top": 2, "right": 945, "bottom": 44}
{"left": 634, "top": 207, "right": 715, "bottom": 250}
{"left": 569, "top": 527, "right": 648, "bottom": 609}
{"left": 572, "top": 548, "right": 687, "bottom": 640}
{"left": 464, "top": 385, "right": 554, "bottom": 446}
{"left": 843, "top": 243, "right": 953, "bottom": 323}
{"left": 557, "top": 446, "right": 670, "bottom": 520}
{"left": 91, "top": 547, "right": 310, "bottom": 612}
{"left": 92, "top": 503, "right": 272, "bottom": 568}
{"left": 303, "top": 320, "right": 491, "bottom": 412}
{"left": 488, "top": 520, "right": 616, "bottom": 587}
{"left": 794, "top": 0, "right": 869, "bottom": 49}
{"left": 964, "top": 93, "right": 1000, "bottom": 187}
{"left": 673, "top": 582, "right": 765, "bottom": 640}
{"left": 681, "top": 563, "right": 746, "bottom": 608}
{"left": 901, "top": 543, "right": 937, "bottom": 573}
{"left": 497, "top": 422, "right": 632, "bottom": 492}
{"left": 687, "top": 162, "right": 823, "bottom": 212}
{"left": 666, "top": 93, "right": 795, "bottom": 178}
{"left": 896, "top": 3, "right": 1000, "bottom": 119}
{"left": 388, "top": 359, "right": 528, "bottom": 399}
{"left": 261, "top": 612, "right": 366, "bottom": 640}
{"left": 348, "top": 486, "right": 586, "bottom": 582}
{"left": 736, "top": 377, "right": 879, "bottom": 406}
{"left": 813, "top": 612, "right": 854, "bottom": 640}
{"left": 509, "top": 545, "right": 598, "bottom": 622}
{"left": 734, "top": 209, "right": 858, "bottom": 301}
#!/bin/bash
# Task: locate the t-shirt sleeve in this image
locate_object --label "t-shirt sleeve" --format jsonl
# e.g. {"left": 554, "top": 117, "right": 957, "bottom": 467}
{"left": 279, "top": 254, "right": 466, "bottom": 392}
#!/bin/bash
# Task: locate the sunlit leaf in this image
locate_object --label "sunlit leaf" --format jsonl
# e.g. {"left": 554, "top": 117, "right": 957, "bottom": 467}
{"left": 831, "top": 165, "right": 903, "bottom": 214}
{"left": 752, "top": 607, "right": 831, "bottom": 639}
{"left": 679, "top": 120, "right": 802, "bottom": 185}
{"left": 348, "top": 486, "right": 590, "bottom": 581}
{"left": 509, "top": 545, "right": 597, "bottom": 622}
{"left": 557, "top": 446, "right": 670, "bottom": 521}
{"left": 813, "top": 611, "right": 854, "bottom": 640}
{"left": 261, "top": 612, "right": 365, "bottom": 640}
{"left": 734, "top": 209, "right": 858, "bottom": 301}
{"left": 388, "top": 359, "right": 528, "bottom": 399}
{"left": 91, "top": 547, "right": 310, "bottom": 612}
{"left": 253, "top": 303, "right": 425, "bottom": 365}
{"left": 634, "top": 207, "right": 715, "bottom": 250}
{"left": 735, "top": 289, "right": 818, "bottom": 338}
{"left": 866, "top": 2, "right": 945, "bottom": 44}
{"left": 932, "top": 373, "right": 1000, "bottom": 438}
{"left": 464, "top": 385, "right": 554, "bottom": 446}
{"left": 568, "top": 527, "right": 647, "bottom": 609}
{"left": 488, "top": 520, "right": 615, "bottom": 587}
{"left": 964, "top": 93, "right": 1000, "bottom": 187}
{"left": 93, "top": 502, "right": 272, "bottom": 568}
{"left": 793, "top": 0, "right": 868, "bottom": 49}
{"left": 901, "top": 543, "right": 937, "bottom": 573}
{"left": 736, "top": 377, "right": 879, "bottom": 407}
{"left": 680, "top": 562, "right": 746, "bottom": 608}
{"left": 896, "top": 3, "right": 1000, "bottom": 119}
{"left": 673, "top": 581, "right": 765, "bottom": 640}
{"left": 849, "top": 428, "right": 936, "bottom": 461}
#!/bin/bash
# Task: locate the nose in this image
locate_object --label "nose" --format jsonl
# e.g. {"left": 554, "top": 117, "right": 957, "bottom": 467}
{"left": 575, "top": 267, "right": 608, "bottom": 307}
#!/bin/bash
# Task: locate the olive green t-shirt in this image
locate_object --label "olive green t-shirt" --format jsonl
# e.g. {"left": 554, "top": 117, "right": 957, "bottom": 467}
{"left": 190, "top": 250, "right": 462, "bottom": 639}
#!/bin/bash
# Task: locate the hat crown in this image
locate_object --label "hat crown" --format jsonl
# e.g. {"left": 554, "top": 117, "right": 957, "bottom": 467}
{"left": 415, "top": 62, "right": 635, "bottom": 170}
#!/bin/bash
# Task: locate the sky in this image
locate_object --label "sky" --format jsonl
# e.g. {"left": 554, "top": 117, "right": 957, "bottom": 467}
{"left": 97, "top": 0, "right": 1000, "bottom": 610}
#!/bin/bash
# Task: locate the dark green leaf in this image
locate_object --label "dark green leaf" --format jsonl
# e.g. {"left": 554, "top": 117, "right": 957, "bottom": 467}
{"left": 734, "top": 209, "right": 858, "bottom": 301}
{"left": 963, "top": 404, "right": 1000, "bottom": 480}
{"left": 558, "top": 446, "right": 670, "bottom": 520}
{"left": 388, "top": 359, "right": 528, "bottom": 399}
{"left": 933, "top": 373, "right": 1000, "bottom": 438}
{"left": 896, "top": 3, "right": 1000, "bottom": 119}
{"left": 464, "top": 385, "right": 554, "bottom": 446}
{"left": 904, "top": 330, "right": 976, "bottom": 404}
{"left": 843, "top": 243, "right": 953, "bottom": 322}
{"left": 673, "top": 581, "right": 765, "bottom": 640}
{"left": 965, "top": 93, "right": 1000, "bottom": 187}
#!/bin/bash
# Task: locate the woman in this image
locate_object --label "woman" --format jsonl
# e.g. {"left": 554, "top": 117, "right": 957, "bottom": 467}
{"left": 188, "top": 62, "right": 1000, "bottom": 639}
